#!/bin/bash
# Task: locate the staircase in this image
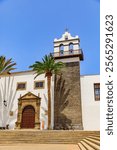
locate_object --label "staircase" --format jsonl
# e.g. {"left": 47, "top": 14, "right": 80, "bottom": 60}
{"left": 77, "top": 135, "right": 100, "bottom": 150}
{"left": 0, "top": 130, "right": 99, "bottom": 145}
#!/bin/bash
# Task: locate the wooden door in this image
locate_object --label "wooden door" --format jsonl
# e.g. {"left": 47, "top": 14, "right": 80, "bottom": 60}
{"left": 21, "top": 105, "right": 35, "bottom": 128}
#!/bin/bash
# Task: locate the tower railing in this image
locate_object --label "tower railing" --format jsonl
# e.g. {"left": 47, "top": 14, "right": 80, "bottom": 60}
{"left": 51, "top": 49, "right": 83, "bottom": 60}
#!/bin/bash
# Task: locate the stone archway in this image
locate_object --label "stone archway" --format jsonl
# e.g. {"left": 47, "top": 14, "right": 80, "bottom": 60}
{"left": 15, "top": 92, "right": 41, "bottom": 129}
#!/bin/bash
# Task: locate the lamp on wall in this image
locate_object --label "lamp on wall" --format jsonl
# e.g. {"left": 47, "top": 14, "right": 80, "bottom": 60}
{"left": 3, "top": 100, "right": 7, "bottom": 107}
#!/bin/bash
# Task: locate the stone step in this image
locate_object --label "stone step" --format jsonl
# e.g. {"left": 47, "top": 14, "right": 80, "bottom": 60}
{"left": 88, "top": 136, "right": 100, "bottom": 141}
{"left": 0, "top": 131, "right": 99, "bottom": 136}
{"left": 0, "top": 130, "right": 100, "bottom": 145}
{"left": 85, "top": 137, "right": 100, "bottom": 145}
{"left": 0, "top": 131, "right": 100, "bottom": 138}
{"left": 83, "top": 139, "right": 100, "bottom": 150}
{"left": 77, "top": 135, "right": 100, "bottom": 150}
{"left": 78, "top": 143, "right": 88, "bottom": 150}
{"left": 80, "top": 141, "right": 95, "bottom": 150}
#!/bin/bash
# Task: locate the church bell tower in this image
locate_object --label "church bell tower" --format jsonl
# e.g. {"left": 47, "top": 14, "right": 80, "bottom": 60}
{"left": 53, "top": 31, "right": 84, "bottom": 130}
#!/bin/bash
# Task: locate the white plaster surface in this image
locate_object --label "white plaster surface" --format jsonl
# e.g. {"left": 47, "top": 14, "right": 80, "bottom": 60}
{"left": 80, "top": 75, "right": 100, "bottom": 130}
{"left": 0, "top": 71, "right": 54, "bottom": 130}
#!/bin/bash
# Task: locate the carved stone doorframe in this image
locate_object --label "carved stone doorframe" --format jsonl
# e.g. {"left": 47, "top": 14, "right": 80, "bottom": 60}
{"left": 15, "top": 92, "right": 41, "bottom": 129}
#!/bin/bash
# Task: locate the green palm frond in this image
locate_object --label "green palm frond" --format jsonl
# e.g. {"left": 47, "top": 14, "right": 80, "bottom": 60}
{"left": 0, "top": 56, "right": 16, "bottom": 74}
{"left": 29, "top": 54, "right": 64, "bottom": 129}
{"left": 29, "top": 54, "right": 64, "bottom": 78}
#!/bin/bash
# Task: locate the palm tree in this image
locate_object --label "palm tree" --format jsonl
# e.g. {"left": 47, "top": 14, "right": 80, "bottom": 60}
{"left": 0, "top": 56, "right": 16, "bottom": 75}
{"left": 30, "top": 54, "right": 64, "bottom": 129}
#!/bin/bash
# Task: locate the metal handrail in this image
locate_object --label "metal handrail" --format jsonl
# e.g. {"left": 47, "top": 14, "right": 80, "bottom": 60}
{"left": 51, "top": 49, "right": 83, "bottom": 57}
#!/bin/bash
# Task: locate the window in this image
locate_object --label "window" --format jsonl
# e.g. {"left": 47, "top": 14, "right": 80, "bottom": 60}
{"left": 59, "top": 44, "right": 64, "bottom": 56}
{"left": 69, "top": 43, "right": 74, "bottom": 54}
{"left": 59, "top": 44, "right": 64, "bottom": 51}
{"left": 94, "top": 83, "right": 100, "bottom": 101}
{"left": 60, "top": 50, "right": 64, "bottom": 56}
{"left": 17, "top": 82, "right": 26, "bottom": 90}
{"left": 69, "top": 43, "right": 73, "bottom": 50}
{"left": 34, "top": 81, "right": 45, "bottom": 89}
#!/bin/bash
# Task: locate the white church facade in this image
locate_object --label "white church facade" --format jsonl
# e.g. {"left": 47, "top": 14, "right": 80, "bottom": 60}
{"left": 0, "top": 31, "right": 100, "bottom": 130}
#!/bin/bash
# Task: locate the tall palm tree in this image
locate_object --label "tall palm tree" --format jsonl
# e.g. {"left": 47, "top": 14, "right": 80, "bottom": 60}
{"left": 30, "top": 54, "right": 64, "bottom": 129}
{"left": 0, "top": 56, "right": 16, "bottom": 75}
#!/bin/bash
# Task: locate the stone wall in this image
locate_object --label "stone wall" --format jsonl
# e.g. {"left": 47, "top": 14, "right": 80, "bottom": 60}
{"left": 54, "top": 62, "right": 83, "bottom": 130}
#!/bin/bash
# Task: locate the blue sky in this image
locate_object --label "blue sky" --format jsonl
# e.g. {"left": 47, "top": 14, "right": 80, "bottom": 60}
{"left": 0, "top": 0, "right": 100, "bottom": 75}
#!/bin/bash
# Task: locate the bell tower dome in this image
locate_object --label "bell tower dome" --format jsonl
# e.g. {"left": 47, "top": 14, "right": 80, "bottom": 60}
{"left": 53, "top": 31, "right": 84, "bottom": 130}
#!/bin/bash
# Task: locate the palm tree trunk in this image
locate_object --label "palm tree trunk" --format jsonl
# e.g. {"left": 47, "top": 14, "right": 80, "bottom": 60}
{"left": 47, "top": 75, "right": 51, "bottom": 129}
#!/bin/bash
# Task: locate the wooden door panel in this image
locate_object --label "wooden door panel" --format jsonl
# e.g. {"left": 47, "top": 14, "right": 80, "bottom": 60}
{"left": 21, "top": 105, "right": 35, "bottom": 128}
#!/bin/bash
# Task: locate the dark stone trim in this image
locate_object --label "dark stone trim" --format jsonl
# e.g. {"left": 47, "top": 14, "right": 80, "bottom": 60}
{"left": 54, "top": 54, "right": 84, "bottom": 61}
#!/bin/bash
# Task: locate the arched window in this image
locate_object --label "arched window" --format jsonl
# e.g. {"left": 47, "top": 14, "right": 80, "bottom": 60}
{"left": 60, "top": 44, "right": 64, "bottom": 51}
{"left": 59, "top": 44, "right": 64, "bottom": 56}
{"left": 69, "top": 43, "right": 74, "bottom": 54}
{"left": 69, "top": 43, "right": 73, "bottom": 50}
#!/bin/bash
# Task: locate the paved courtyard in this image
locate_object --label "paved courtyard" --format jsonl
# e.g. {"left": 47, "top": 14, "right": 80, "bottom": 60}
{"left": 0, "top": 144, "right": 79, "bottom": 150}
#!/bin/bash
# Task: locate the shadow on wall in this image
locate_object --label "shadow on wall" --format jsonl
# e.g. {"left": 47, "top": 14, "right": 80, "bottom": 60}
{"left": 54, "top": 74, "right": 71, "bottom": 130}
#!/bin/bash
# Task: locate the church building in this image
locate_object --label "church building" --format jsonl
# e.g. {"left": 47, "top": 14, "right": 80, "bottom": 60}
{"left": 0, "top": 31, "right": 100, "bottom": 130}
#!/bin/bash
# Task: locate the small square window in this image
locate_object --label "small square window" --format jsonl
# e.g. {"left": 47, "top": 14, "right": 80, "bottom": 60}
{"left": 17, "top": 82, "right": 26, "bottom": 90}
{"left": 34, "top": 81, "right": 45, "bottom": 89}
{"left": 94, "top": 83, "right": 100, "bottom": 101}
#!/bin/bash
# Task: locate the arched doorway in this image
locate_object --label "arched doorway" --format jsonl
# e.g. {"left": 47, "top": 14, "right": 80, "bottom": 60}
{"left": 16, "top": 92, "right": 41, "bottom": 129}
{"left": 21, "top": 105, "right": 35, "bottom": 128}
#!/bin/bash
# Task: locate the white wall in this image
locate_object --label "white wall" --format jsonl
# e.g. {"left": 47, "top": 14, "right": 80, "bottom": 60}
{"left": 0, "top": 72, "right": 100, "bottom": 131}
{"left": 0, "top": 71, "right": 54, "bottom": 130}
{"left": 80, "top": 75, "right": 100, "bottom": 130}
